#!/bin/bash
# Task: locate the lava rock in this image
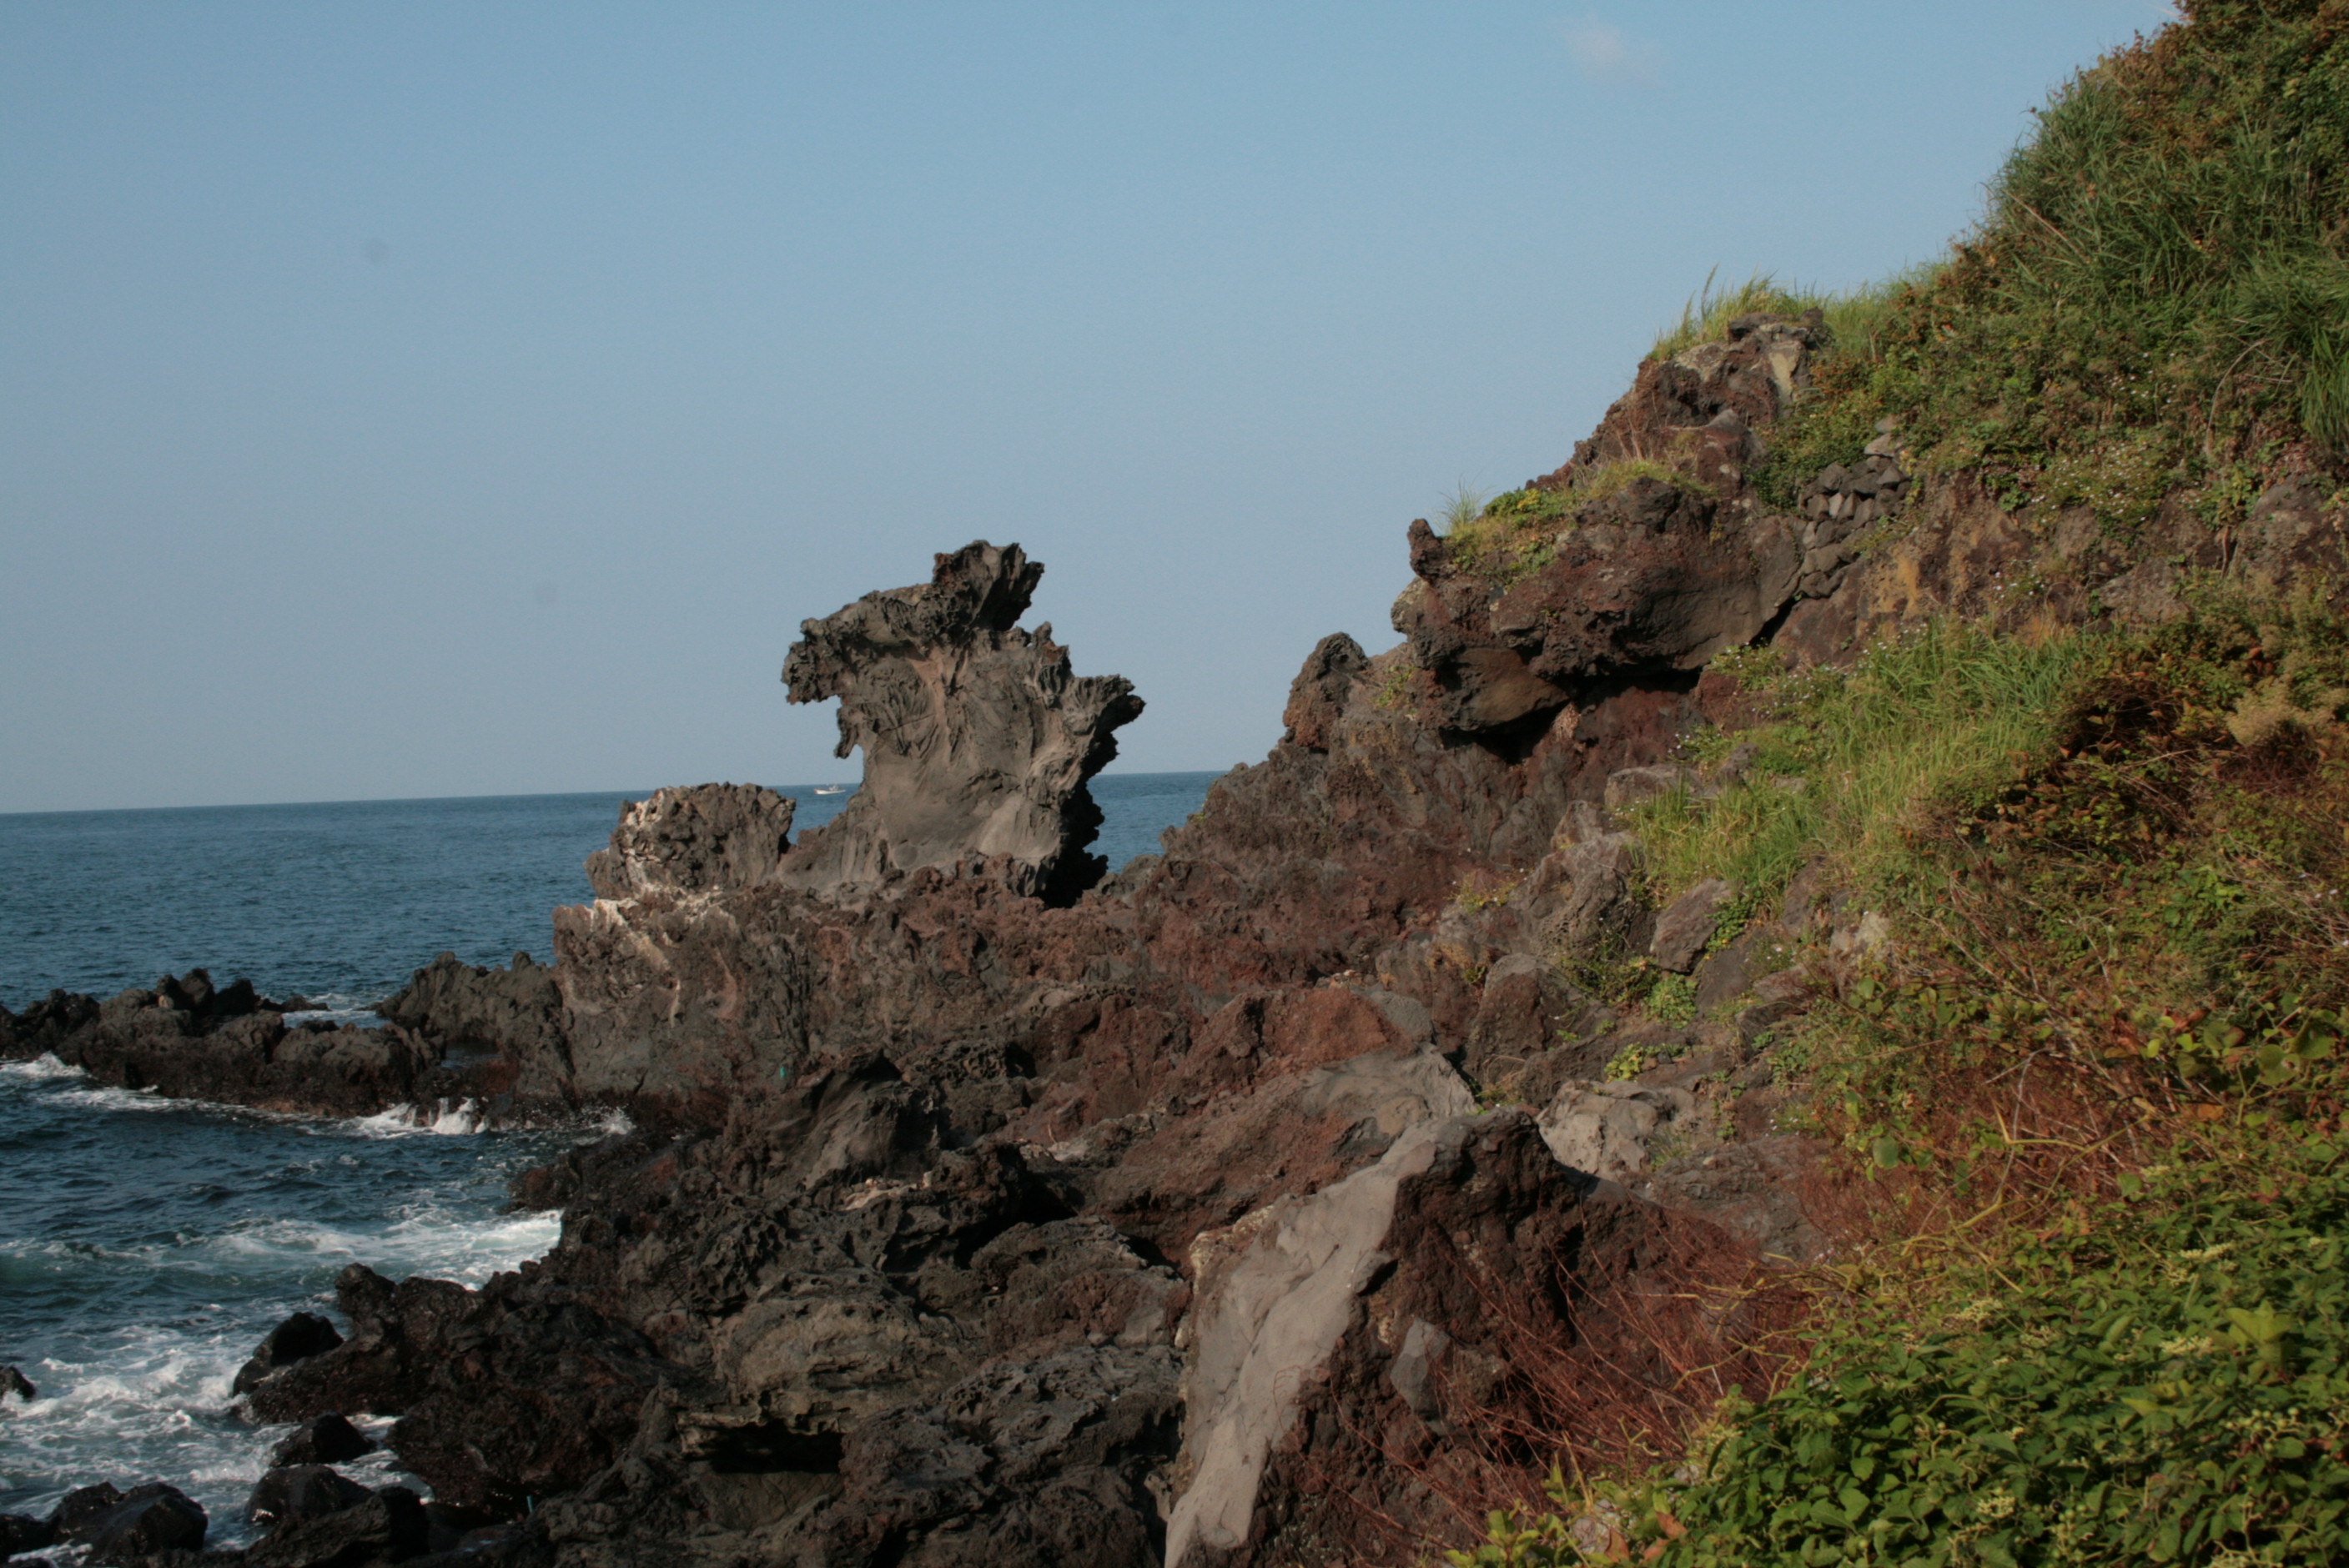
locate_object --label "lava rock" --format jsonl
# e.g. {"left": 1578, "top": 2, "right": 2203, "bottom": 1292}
{"left": 1, "top": 1512, "right": 55, "bottom": 1556}
{"left": 585, "top": 783, "right": 797, "bottom": 900}
{"left": 269, "top": 1413, "right": 378, "bottom": 1468}
{"left": 235, "top": 1311, "right": 345, "bottom": 1394}
{"left": 1650, "top": 877, "right": 1737, "bottom": 973}
{"left": 2, "top": 1364, "right": 34, "bottom": 1402}
{"left": 246, "top": 1465, "right": 374, "bottom": 1529}
{"left": 74, "top": 1483, "right": 207, "bottom": 1563}
{"left": 779, "top": 540, "right": 1144, "bottom": 902}
{"left": 244, "top": 1486, "right": 430, "bottom": 1568}
{"left": 46, "top": 1482, "right": 123, "bottom": 1540}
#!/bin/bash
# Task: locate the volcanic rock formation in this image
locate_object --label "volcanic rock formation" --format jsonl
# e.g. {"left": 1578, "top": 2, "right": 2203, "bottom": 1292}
{"left": 21, "top": 299, "right": 2322, "bottom": 1566}
{"left": 780, "top": 539, "right": 1144, "bottom": 902}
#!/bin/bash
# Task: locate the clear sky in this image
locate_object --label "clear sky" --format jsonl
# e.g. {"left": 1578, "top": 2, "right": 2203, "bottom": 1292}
{"left": 2, "top": 2, "right": 2171, "bottom": 813}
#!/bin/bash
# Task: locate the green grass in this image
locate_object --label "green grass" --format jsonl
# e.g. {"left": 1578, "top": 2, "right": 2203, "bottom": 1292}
{"left": 1664, "top": 4, "right": 2349, "bottom": 514}
{"left": 1649, "top": 268, "right": 1935, "bottom": 366}
{"left": 1624, "top": 621, "right": 2106, "bottom": 915}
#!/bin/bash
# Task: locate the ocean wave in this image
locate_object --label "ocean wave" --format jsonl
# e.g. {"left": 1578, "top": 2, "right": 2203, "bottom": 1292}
{"left": 348, "top": 1098, "right": 490, "bottom": 1138}
{"left": 52, "top": 1083, "right": 174, "bottom": 1113}
{"left": 3, "top": 1326, "right": 297, "bottom": 1539}
{"left": 195, "top": 1207, "right": 560, "bottom": 1286}
{"left": 1, "top": 1051, "right": 88, "bottom": 1081}
{"left": 280, "top": 1001, "right": 386, "bottom": 1028}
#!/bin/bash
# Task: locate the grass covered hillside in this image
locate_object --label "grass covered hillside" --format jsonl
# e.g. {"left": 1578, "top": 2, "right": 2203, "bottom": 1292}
{"left": 1685, "top": 0, "right": 2349, "bottom": 523}
{"left": 1441, "top": 4, "right": 2349, "bottom": 1565}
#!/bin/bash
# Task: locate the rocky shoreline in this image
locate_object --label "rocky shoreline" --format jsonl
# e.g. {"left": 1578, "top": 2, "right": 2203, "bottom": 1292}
{"left": 8, "top": 312, "right": 2337, "bottom": 1568}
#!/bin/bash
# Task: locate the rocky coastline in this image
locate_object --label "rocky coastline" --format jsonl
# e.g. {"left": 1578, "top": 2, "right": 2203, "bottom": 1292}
{"left": 8, "top": 311, "right": 2341, "bottom": 1568}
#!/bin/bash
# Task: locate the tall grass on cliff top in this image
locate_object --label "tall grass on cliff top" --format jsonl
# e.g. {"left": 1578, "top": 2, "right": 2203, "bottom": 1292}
{"left": 1755, "top": 0, "right": 2349, "bottom": 517}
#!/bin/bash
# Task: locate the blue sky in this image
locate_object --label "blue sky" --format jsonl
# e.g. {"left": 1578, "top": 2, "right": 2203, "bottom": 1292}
{"left": 1, "top": 2, "right": 2170, "bottom": 812}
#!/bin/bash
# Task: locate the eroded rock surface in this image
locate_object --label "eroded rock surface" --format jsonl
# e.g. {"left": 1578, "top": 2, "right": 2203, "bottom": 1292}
{"left": 32, "top": 299, "right": 2295, "bottom": 1565}
{"left": 781, "top": 540, "right": 1144, "bottom": 902}
{"left": 586, "top": 784, "right": 798, "bottom": 901}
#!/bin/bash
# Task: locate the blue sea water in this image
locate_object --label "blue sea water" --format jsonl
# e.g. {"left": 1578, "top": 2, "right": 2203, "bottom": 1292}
{"left": 0, "top": 772, "right": 1217, "bottom": 1536}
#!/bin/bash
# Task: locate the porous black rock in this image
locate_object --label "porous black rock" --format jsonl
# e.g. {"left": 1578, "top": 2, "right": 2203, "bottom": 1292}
{"left": 74, "top": 1482, "right": 207, "bottom": 1563}
{"left": 1, "top": 1511, "right": 55, "bottom": 1557}
{"left": 269, "top": 1412, "right": 378, "bottom": 1468}
{"left": 235, "top": 1310, "right": 345, "bottom": 1394}
{"left": 245, "top": 1465, "right": 374, "bottom": 1530}
{"left": 244, "top": 1485, "right": 430, "bottom": 1568}
{"left": 45, "top": 1482, "right": 123, "bottom": 1540}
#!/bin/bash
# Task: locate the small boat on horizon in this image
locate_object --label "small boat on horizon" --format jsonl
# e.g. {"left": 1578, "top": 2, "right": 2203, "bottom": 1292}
{"left": 812, "top": 785, "right": 848, "bottom": 796}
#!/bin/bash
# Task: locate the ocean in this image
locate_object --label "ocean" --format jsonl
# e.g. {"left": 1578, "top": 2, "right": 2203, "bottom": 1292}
{"left": 0, "top": 772, "right": 1219, "bottom": 1537}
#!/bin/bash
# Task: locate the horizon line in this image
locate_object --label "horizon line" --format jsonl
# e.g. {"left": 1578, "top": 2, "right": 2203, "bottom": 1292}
{"left": 0, "top": 764, "right": 1240, "bottom": 822}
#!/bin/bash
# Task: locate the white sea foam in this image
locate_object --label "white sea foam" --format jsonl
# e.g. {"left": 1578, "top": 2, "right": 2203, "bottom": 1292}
{"left": 194, "top": 1207, "right": 561, "bottom": 1288}
{"left": 3, "top": 1324, "right": 276, "bottom": 1531}
{"left": 348, "top": 1098, "right": 490, "bottom": 1138}
{"left": 52, "top": 1083, "right": 174, "bottom": 1113}
{"left": 1, "top": 1051, "right": 87, "bottom": 1081}
{"left": 281, "top": 1004, "right": 386, "bottom": 1028}
{"left": 1, "top": 1204, "right": 562, "bottom": 1530}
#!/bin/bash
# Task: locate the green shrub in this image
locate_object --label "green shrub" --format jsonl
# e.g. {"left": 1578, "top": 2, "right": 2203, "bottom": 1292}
{"left": 1443, "top": 484, "right": 1572, "bottom": 585}
{"left": 1453, "top": 1138, "right": 2349, "bottom": 1568}
{"left": 1652, "top": 1141, "right": 2349, "bottom": 1567}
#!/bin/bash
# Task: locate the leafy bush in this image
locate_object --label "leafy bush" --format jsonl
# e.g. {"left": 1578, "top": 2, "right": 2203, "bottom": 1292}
{"left": 1648, "top": 1139, "right": 2349, "bottom": 1567}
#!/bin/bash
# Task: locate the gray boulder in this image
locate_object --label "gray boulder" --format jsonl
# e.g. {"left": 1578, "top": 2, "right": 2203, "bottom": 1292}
{"left": 1537, "top": 1079, "right": 1698, "bottom": 1181}
{"left": 1650, "top": 877, "right": 1737, "bottom": 972}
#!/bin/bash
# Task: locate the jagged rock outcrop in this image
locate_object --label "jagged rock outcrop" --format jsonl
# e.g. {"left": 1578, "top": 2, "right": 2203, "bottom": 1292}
{"left": 1166, "top": 1112, "right": 1698, "bottom": 1568}
{"left": 243, "top": 1262, "right": 695, "bottom": 1514}
{"left": 1386, "top": 315, "right": 1830, "bottom": 737}
{"left": 375, "top": 950, "right": 570, "bottom": 1103}
{"left": 1395, "top": 484, "right": 1802, "bottom": 734}
{"left": 780, "top": 540, "right": 1144, "bottom": 902}
{"left": 0, "top": 970, "right": 450, "bottom": 1118}
{"left": 585, "top": 784, "right": 798, "bottom": 901}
